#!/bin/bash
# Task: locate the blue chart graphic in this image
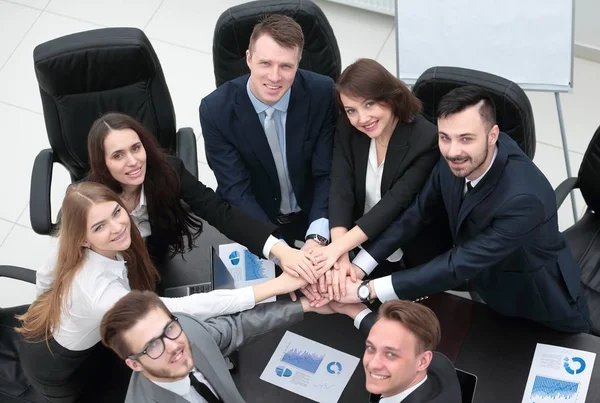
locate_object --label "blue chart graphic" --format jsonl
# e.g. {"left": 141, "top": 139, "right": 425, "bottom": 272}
{"left": 564, "top": 357, "right": 586, "bottom": 375}
{"left": 228, "top": 251, "right": 240, "bottom": 266}
{"left": 275, "top": 366, "right": 293, "bottom": 377}
{"left": 327, "top": 361, "right": 342, "bottom": 375}
{"left": 244, "top": 250, "right": 267, "bottom": 280}
{"left": 530, "top": 376, "right": 579, "bottom": 400}
{"left": 281, "top": 349, "right": 325, "bottom": 374}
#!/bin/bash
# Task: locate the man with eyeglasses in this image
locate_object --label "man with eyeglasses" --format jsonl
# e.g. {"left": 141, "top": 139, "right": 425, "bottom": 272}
{"left": 100, "top": 290, "right": 335, "bottom": 402}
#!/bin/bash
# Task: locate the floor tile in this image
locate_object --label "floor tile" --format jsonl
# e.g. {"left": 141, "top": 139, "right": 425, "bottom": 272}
{"left": 0, "top": 218, "right": 13, "bottom": 245}
{"left": 0, "top": 278, "right": 37, "bottom": 307}
{"left": 313, "top": 0, "right": 394, "bottom": 69}
{"left": 5, "top": 0, "right": 49, "bottom": 9}
{"left": 376, "top": 26, "right": 396, "bottom": 75}
{"left": 198, "top": 161, "right": 217, "bottom": 190}
{"left": 0, "top": 11, "right": 101, "bottom": 113}
{"left": 145, "top": 0, "right": 247, "bottom": 53}
{"left": 46, "top": 0, "right": 162, "bottom": 28}
{"left": 0, "top": 103, "right": 48, "bottom": 222}
{"left": 0, "top": 1, "right": 40, "bottom": 68}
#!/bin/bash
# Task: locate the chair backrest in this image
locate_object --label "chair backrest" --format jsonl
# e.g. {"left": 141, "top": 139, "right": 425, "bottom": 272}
{"left": 578, "top": 125, "right": 600, "bottom": 212}
{"left": 34, "top": 27, "right": 178, "bottom": 181}
{"left": 413, "top": 66, "right": 536, "bottom": 159}
{"left": 212, "top": 0, "right": 341, "bottom": 87}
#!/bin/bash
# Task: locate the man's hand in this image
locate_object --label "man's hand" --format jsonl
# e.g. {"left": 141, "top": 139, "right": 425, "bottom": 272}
{"left": 330, "top": 256, "right": 367, "bottom": 300}
{"left": 276, "top": 245, "right": 325, "bottom": 284}
{"left": 313, "top": 277, "right": 366, "bottom": 307}
{"left": 301, "top": 238, "right": 320, "bottom": 252}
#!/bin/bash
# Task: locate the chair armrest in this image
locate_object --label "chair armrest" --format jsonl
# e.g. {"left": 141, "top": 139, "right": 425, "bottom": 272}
{"left": 30, "top": 149, "right": 57, "bottom": 235}
{"left": 176, "top": 127, "right": 198, "bottom": 179}
{"left": 0, "top": 265, "right": 36, "bottom": 284}
{"left": 555, "top": 177, "right": 579, "bottom": 208}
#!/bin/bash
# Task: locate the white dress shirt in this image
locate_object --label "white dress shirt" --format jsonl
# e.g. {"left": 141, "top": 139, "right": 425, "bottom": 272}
{"left": 246, "top": 80, "right": 330, "bottom": 240}
{"left": 128, "top": 187, "right": 280, "bottom": 260}
{"left": 354, "top": 147, "right": 499, "bottom": 302}
{"left": 152, "top": 369, "right": 217, "bottom": 403}
{"left": 363, "top": 139, "right": 403, "bottom": 262}
{"left": 379, "top": 375, "right": 428, "bottom": 402}
{"left": 40, "top": 249, "right": 255, "bottom": 351}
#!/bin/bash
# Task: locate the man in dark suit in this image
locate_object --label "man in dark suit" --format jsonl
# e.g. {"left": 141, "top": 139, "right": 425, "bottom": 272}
{"left": 331, "top": 86, "right": 590, "bottom": 333}
{"left": 100, "top": 290, "right": 335, "bottom": 403}
{"left": 330, "top": 300, "right": 461, "bottom": 402}
{"left": 200, "top": 15, "right": 336, "bottom": 248}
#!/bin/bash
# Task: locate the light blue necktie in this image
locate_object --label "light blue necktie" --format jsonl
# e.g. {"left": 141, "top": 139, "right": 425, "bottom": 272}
{"left": 264, "top": 107, "right": 292, "bottom": 214}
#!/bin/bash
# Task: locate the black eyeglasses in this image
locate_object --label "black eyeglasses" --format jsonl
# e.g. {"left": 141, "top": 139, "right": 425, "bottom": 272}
{"left": 128, "top": 316, "right": 183, "bottom": 360}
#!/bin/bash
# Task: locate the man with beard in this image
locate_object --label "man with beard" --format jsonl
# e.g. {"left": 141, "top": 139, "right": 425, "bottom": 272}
{"left": 325, "top": 85, "right": 590, "bottom": 333}
{"left": 100, "top": 290, "right": 334, "bottom": 402}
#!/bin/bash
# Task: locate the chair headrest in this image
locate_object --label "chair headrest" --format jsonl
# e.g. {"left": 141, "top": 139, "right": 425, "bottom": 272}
{"left": 579, "top": 125, "right": 600, "bottom": 211}
{"left": 212, "top": 0, "right": 341, "bottom": 87}
{"left": 413, "top": 66, "right": 536, "bottom": 159}
{"left": 34, "top": 27, "right": 176, "bottom": 180}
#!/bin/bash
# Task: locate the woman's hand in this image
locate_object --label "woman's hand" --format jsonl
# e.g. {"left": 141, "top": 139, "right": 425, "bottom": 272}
{"left": 272, "top": 244, "right": 326, "bottom": 284}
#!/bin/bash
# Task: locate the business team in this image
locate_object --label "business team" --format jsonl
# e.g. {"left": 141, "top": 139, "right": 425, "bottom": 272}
{"left": 17, "top": 12, "right": 591, "bottom": 403}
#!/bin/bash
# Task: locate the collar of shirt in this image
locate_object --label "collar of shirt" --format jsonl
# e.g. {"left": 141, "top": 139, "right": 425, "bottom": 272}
{"left": 152, "top": 373, "right": 192, "bottom": 397}
{"left": 379, "top": 375, "right": 428, "bottom": 403}
{"left": 246, "top": 77, "right": 291, "bottom": 115}
{"left": 86, "top": 248, "right": 126, "bottom": 271}
{"left": 466, "top": 146, "right": 498, "bottom": 189}
{"left": 130, "top": 185, "right": 147, "bottom": 217}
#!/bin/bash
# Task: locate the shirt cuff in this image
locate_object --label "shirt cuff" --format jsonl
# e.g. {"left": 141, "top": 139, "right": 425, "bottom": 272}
{"left": 373, "top": 276, "right": 399, "bottom": 302}
{"left": 353, "top": 308, "right": 373, "bottom": 329}
{"left": 305, "top": 218, "right": 330, "bottom": 241}
{"left": 263, "top": 235, "right": 282, "bottom": 260}
{"left": 352, "top": 249, "right": 378, "bottom": 275}
{"left": 236, "top": 286, "right": 257, "bottom": 308}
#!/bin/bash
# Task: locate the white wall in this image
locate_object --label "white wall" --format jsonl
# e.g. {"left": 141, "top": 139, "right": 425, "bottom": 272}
{"left": 575, "top": 0, "right": 600, "bottom": 50}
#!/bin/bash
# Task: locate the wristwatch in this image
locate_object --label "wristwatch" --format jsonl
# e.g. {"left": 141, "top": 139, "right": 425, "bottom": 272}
{"left": 357, "top": 280, "right": 371, "bottom": 303}
{"left": 305, "top": 234, "right": 329, "bottom": 246}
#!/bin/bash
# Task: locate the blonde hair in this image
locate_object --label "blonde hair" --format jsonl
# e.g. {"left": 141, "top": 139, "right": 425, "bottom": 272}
{"left": 16, "top": 182, "right": 160, "bottom": 342}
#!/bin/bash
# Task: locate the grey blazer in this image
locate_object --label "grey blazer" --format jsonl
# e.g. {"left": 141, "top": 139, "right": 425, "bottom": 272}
{"left": 125, "top": 300, "right": 304, "bottom": 403}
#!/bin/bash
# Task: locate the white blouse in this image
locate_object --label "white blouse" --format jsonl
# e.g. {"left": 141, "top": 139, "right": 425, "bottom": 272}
{"left": 364, "top": 139, "right": 403, "bottom": 262}
{"left": 37, "top": 249, "right": 254, "bottom": 351}
{"left": 129, "top": 186, "right": 151, "bottom": 238}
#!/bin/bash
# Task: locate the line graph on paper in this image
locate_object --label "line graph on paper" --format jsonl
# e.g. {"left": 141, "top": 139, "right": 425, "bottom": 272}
{"left": 244, "top": 250, "right": 268, "bottom": 280}
{"left": 530, "top": 376, "right": 580, "bottom": 402}
{"left": 281, "top": 347, "right": 325, "bottom": 374}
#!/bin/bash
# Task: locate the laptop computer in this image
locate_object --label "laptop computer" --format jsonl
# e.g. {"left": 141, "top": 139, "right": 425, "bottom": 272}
{"left": 456, "top": 368, "right": 477, "bottom": 403}
{"left": 163, "top": 246, "right": 235, "bottom": 297}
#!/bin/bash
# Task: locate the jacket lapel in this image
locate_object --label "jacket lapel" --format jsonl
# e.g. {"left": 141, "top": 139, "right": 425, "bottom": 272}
{"left": 191, "top": 342, "right": 239, "bottom": 402}
{"left": 139, "top": 375, "right": 180, "bottom": 403}
{"left": 232, "top": 79, "right": 279, "bottom": 186}
{"left": 285, "top": 75, "right": 309, "bottom": 195}
{"left": 380, "top": 121, "right": 411, "bottom": 194}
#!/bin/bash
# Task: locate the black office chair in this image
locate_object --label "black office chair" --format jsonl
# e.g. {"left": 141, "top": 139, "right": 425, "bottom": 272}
{"left": 212, "top": 0, "right": 341, "bottom": 87}
{"left": 30, "top": 27, "right": 198, "bottom": 236}
{"left": 0, "top": 267, "right": 47, "bottom": 403}
{"left": 413, "top": 66, "right": 536, "bottom": 159}
{"left": 555, "top": 125, "right": 600, "bottom": 336}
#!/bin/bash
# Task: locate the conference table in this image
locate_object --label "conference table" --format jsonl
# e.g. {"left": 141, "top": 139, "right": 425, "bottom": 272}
{"left": 165, "top": 223, "right": 600, "bottom": 403}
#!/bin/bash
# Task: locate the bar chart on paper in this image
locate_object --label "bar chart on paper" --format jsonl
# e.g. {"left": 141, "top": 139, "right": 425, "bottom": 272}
{"left": 530, "top": 376, "right": 580, "bottom": 402}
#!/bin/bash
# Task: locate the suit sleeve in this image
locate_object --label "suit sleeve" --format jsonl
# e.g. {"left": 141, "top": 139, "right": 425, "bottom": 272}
{"left": 174, "top": 156, "right": 278, "bottom": 257}
{"left": 363, "top": 162, "right": 444, "bottom": 262}
{"left": 387, "top": 194, "right": 546, "bottom": 300}
{"left": 200, "top": 300, "right": 304, "bottom": 357}
{"left": 200, "top": 98, "right": 272, "bottom": 223}
{"left": 308, "top": 85, "right": 337, "bottom": 223}
{"left": 328, "top": 124, "right": 356, "bottom": 230}
{"left": 357, "top": 140, "right": 440, "bottom": 239}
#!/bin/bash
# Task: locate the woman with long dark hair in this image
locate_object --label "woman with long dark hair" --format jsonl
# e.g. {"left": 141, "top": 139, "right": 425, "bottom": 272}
{"left": 17, "top": 182, "right": 306, "bottom": 402}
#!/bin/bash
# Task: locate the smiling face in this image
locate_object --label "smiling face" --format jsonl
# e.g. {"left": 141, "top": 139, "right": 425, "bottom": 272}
{"left": 124, "top": 307, "right": 194, "bottom": 382}
{"left": 339, "top": 93, "right": 397, "bottom": 140}
{"left": 84, "top": 201, "right": 131, "bottom": 259}
{"left": 363, "top": 319, "right": 431, "bottom": 398}
{"left": 103, "top": 128, "right": 147, "bottom": 190}
{"left": 246, "top": 34, "right": 300, "bottom": 105}
{"left": 437, "top": 102, "right": 499, "bottom": 180}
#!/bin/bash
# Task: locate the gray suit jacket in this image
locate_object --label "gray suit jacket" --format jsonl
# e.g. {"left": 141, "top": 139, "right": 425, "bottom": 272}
{"left": 125, "top": 300, "right": 304, "bottom": 403}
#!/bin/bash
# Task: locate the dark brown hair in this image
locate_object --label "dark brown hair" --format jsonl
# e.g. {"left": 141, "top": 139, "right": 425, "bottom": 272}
{"left": 16, "top": 182, "right": 160, "bottom": 342}
{"left": 248, "top": 14, "right": 304, "bottom": 58}
{"left": 377, "top": 300, "right": 441, "bottom": 354}
{"left": 336, "top": 58, "right": 422, "bottom": 124}
{"left": 87, "top": 112, "right": 202, "bottom": 258}
{"left": 437, "top": 85, "right": 497, "bottom": 129}
{"left": 101, "top": 290, "right": 171, "bottom": 360}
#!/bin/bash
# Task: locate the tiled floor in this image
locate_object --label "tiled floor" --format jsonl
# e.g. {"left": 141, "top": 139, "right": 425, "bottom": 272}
{"left": 0, "top": 0, "right": 596, "bottom": 307}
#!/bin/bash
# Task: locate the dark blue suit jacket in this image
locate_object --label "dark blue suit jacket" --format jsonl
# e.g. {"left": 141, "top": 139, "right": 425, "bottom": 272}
{"left": 364, "top": 133, "right": 590, "bottom": 333}
{"left": 200, "top": 70, "right": 336, "bottom": 225}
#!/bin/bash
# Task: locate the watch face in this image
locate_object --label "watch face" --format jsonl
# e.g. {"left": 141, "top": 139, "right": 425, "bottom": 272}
{"left": 358, "top": 284, "right": 370, "bottom": 299}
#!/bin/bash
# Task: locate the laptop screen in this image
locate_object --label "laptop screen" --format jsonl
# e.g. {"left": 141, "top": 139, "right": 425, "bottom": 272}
{"left": 211, "top": 246, "right": 236, "bottom": 290}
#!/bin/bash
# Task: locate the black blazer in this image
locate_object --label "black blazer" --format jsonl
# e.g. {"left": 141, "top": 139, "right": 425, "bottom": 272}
{"left": 330, "top": 115, "right": 451, "bottom": 267}
{"left": 359, "top": 313, "right": 462, "bottom": 403}
{"left": 145, "top": 156, "right": 277, "bottom": 261}
{"left": 364, "top": 133, "right": 590, "bottom": 333}
{"left": 200, "top": 69, "right": 337, "bottom": 225}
